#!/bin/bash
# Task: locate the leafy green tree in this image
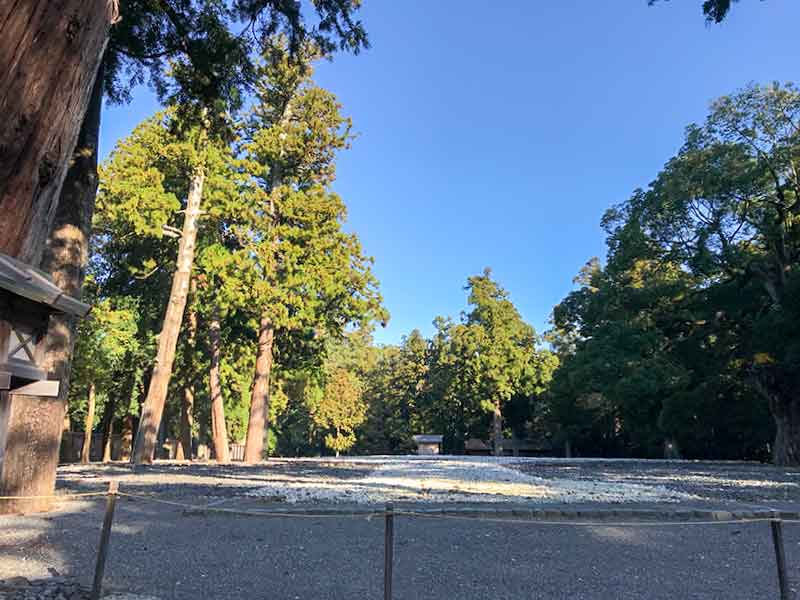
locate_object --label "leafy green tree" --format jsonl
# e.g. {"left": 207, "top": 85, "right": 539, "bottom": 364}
{"left": 311, "top": 368, "right": 367, "bottom": 456}
{"left": 358, "top": 331, "right": 428, "bottom": 453}
{"left": 96, "top": 109, "right": 241, "bottom": 462}
{"left": 460, "top": 270, "right": 549, "bottom": 455}
{"left": 69, "top": 296, "right": 140, "bottom": 462}
{"left": 623, "top": 83, "right": 800, "bottom": 463}
{"left": 548, "top": 83, "right": 794, "bottom": 463}
{"left": 223, "top": 44, "right": 385, "bottom": 462}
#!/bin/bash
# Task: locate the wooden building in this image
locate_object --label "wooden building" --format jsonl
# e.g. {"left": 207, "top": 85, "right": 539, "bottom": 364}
{"left": 0, "top": 251, "right": 90, "bottom": 513}
{"left": 412, "top": 434, "right": 443, "bottom": 455}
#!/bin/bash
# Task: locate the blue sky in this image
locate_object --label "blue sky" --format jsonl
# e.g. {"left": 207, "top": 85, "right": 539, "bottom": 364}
{"left": 99, "top": 1, "right": 800, "bottom": 346}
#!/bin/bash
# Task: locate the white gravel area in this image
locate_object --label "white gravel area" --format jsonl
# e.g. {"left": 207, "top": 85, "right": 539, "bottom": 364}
{"left": 245, "top": 456, "right": 698, "bottom": 504}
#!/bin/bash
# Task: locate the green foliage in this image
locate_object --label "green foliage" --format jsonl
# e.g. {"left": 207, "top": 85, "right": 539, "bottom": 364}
{"left": 312, "top": 368, "right": 367, "bottom": 454}
{"left": 69, "top": 295, "right": 141, "bottom": 428}
{"left": 105, "top": 0, "right": 370, "bottom": 128}
{"left": 546, "top": 82, "right": 800, "bottom": 460}
{"left": 353, "top": 273, "right": 556, "bottom": 455}
{"left": 647, "top": 0, "right": 744, "bottom": 23}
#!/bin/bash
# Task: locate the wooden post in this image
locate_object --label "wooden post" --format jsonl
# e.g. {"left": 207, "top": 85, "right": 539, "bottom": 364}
{"left": 91, "top": 481, "right": 119, "bottom": 600}
{"left": 384, "top": 504, "right": 394, "bottom": 600}
{"left": 770, "top": 519, "right": 790, "bottom": 600}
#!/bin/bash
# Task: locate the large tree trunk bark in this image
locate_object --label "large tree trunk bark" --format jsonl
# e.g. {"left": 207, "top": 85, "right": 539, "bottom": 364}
{"left": 0, "top": 392, "right": 68, "bottom": 513}
{"left": 492, "top": 399, "right": 503, "bottom": 457}
{"left": 752, "top": 374, "right": 800, "bottom": 466}
{"left": 102, "top": 417, "right": 114, "bottom": 463}
{"left": 772, "top": 398, "right": 800, "bottom": 466}
{"left": 120, "top": 415, "right": 133, "bottom": 462}
{"left": 176, "top": 280, "right": 198, "bottom": 461}
{"left": 80, "top": 383, "right": 96, "bottom": 464}
{"left": 131, "top": 167, "right": 206, "bottom": 464}
{"left": 0, "top": 0, "right": 114, "bottom": 264}
{"left": 244, "top": 315, "right": 274, "bottom": 463}
{"left": 208, "top": 308, "right": 229, "bottom": 463}
{"left": 0, "top": 64, "right": 103, "bottom": 513}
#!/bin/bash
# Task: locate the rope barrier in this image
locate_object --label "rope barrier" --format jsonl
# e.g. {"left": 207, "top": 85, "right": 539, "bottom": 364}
{"left": 116, "top": 491, "right": 379, "bottom": 519}
{"left": 3, "top": 485, "right": 796, "bottom": 599}
{"left": 394, "top": 510, "right": 800, "bottom": 527}
{"left": 0, "top": 491, "right": 109, "bottom": 501}
{"left": 3, "top": 488, "right": 800, "bottom": 529}
{"left": 113, "top": 491, "right": 800, "bottom": 527}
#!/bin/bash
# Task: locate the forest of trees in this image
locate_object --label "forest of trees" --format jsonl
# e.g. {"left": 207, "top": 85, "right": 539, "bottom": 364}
{"left": 0, "top": 0, "right": 795, "bottom": 516}
{"left": 68, "top": 80, "right": 799, "bottom": 466}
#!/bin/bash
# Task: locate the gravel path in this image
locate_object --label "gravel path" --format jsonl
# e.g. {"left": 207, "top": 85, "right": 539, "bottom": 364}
{"left": 1, "top": 499, "right": 798, "bottom": 599}
{"left": 3, "top": 457, "right": 800, "bottom": 598}
{"left": 244, "top": 457, "right": 698, "bottom": 504}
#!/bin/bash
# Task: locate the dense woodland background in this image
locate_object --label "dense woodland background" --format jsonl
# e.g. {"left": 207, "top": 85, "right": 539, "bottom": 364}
{"left": 67, "top": 69, "right": 798, "bottom": 463}
{"left": 12, "top": 0, "right": 785, "bottom": 466}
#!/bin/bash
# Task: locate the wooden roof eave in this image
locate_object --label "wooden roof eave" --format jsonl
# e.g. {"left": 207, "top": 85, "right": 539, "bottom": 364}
{"left": 0, "top": 252, "right": 91, "bottom": 318}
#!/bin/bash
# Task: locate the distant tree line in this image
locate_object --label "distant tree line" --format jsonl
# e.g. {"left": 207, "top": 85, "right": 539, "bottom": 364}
{"left": 549, "top": 83, "right": 799, "bottom": 464}
{"left": 69, "top": 82, "right": 799, "bottom": 466}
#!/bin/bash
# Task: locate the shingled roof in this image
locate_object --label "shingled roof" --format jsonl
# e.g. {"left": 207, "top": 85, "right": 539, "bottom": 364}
{"left": 0, "top": 252, "right": 90, "bottom": 317}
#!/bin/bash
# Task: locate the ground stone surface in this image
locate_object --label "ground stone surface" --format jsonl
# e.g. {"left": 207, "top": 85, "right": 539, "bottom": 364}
{"left": 1, "top": 457, "right": 799, "bottom": 599}
{"left": 0, "top": 576, "right": 89, "bottom": 599}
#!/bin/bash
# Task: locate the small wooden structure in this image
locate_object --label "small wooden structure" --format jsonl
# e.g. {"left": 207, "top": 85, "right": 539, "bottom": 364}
{"left": 0, "top": 251, "right": 90, "bottom": 512}
{"left": 412, "top": 434, "right": 443, "bottom": 455}
{"left": 0, "top": 252, "right": 90, "bottom": 395}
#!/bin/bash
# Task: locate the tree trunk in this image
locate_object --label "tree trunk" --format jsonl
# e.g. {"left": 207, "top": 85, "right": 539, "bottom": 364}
{"left": 0, "top": 63, "right": 103, "bottom": 513}
{"left": 131, "top": 167, "right": 206, "bottom": 464}
{"left": 0, "top": 392, "right": 69, "bottom": 513}
{"left": 772, "top": 399, "right": 800, "bottom": 466}
{"left": 100, "top": 389, "right": 118, "bottom": 463}
{"left": 243, "top": 315, "right": 274, "bottom": 463}
{"left": 120, "top": 416, "right": 133, "bottom": 462}
{"left": 80, "top": 383, "right": 96, "bottom": 463}
{"left": 208, "top": 308, "right": 229, "bottom": 463}
{"left": 0, "top": 0, "right": 114, "bottom": 264}
{"left": 177, "top": 387, "right": 194, "bottom": 461}
{"left": 177, "top": 279, "right": 198, "bottom": 461}
{"left": 492, "top": 399, "right": 503, "bottom": 457}
{"left": 102, "top": 418, "right": 113, "bottom": 463}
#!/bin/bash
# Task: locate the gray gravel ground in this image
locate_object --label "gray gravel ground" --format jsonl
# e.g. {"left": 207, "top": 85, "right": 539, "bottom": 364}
{"left": 508, "top": 459, "right": 800, "bottom": 511}
{"left": 2, "top": 458, "right": 800, "bottom": 599}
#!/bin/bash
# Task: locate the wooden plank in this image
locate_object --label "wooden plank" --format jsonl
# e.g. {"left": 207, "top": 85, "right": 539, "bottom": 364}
{"left": 10, "top": 380, "right": 59, "bottom": 397}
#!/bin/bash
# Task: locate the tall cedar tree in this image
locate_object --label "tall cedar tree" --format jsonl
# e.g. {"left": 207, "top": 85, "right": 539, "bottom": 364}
{"left": 211, "top": 43, "right": 385, "bottom": 462}
{"left": 0, "top": 0, "right": 367, "bottom": 508}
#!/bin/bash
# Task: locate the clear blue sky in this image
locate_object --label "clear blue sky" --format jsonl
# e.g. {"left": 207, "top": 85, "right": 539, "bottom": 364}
{"left": 99, "top": 1, "right": 800, "bottom": 346}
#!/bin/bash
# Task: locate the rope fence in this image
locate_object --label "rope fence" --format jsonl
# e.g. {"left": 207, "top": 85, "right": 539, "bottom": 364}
{"left": 2, "top": 483, "right": 796, "bottom": 600}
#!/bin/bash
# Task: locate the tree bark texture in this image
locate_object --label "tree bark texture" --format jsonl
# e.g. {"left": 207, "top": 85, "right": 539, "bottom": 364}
{"left": 0, "top": 0, "right": 114, "bottom": 264}
{"left": 244, "top": 315, "right": 274, "bottom": 463}
{"left": 772, "top": 398, "right": 800, "bottom": 466}
{"left": 492, "top": 399, "right": 503, "bottom": 457}
{"left": 177, "top": 279, "right": 198, "bottom": 460}
{"left": 80, "top": 382, "right": 95, "bottom": 463}
{"left": 101, "top": 417, "right": 113, "bottom": 462}
{"left": 208, "top": 308, "right": 229, "bottom": 463}
{"left": 120, "top": 415, "right": 133, "bottom": 462}
{"left": 0, "top": 392, "right": 67, "bottom": 513}
{"left": 100, "top": 385, "right": 118, "bottom": 463}
{"left": 0, "top": 66, "right": 103, "bottom": 513}
{"left": 131, "top": 168, "right": 206, "bottom": 464}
